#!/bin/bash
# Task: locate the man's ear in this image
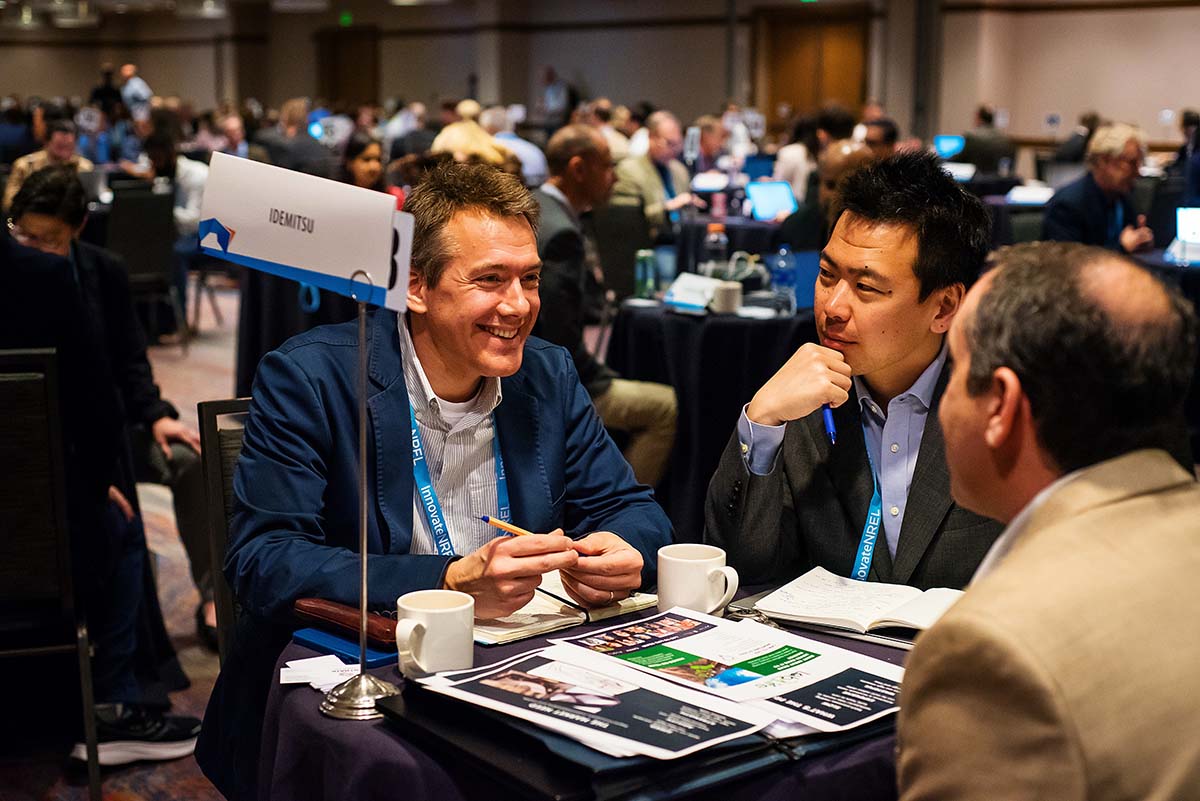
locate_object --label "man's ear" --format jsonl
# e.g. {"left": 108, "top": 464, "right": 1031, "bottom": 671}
{"left": 930, "top": 283, "right": 964, "bottom": 334}
{"left": 407, "top": 269, "right": 428, "bottom": 314}
{"left": 984, "top": 367, "right": 1024, "bottom": 449}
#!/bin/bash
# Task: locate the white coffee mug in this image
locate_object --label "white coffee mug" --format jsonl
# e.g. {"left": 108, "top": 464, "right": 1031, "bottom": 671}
{"left": 656, "top": 543, "right": 739, "bottom": 615}
{"left": 395, "top": 589, "right": 474, "bottom": 678}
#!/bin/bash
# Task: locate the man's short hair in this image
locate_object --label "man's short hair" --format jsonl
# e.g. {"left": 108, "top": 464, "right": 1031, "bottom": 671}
{"left": 1182, "top": 109, "right": 1199, "bottom": 129}
{"left": 10, "top": 165, "right": 88, "bottom": 228}
{"left": 1086, "top": 123, "right": 1147, "bottom": 161}
{"left": 645, "top": 110, "right": 679, "bottom": 137}
{"left": 405, "top": 162, "right": 539, "bottom": 288}
{"left": 279, "top": 98, "right": 309, "bottom": 129}
{"left": 694, "top": 115, "right": 723, "bottom": 136}
{"left": 546, "top": 124, "right": 603, "bottom": 177}
{"left": 816, "top": 105, "right": 855, "bottom": 140}
{"left": 47, "top": 118, "right": 77, "bottom": 139}
{"left": 864, "top": 118, "right": 898, "bottom": 145}
{"left": 967, "top": 242, "right": 1197, "bottom": 473}
{"left": 976, "top": 105, "right": 995, "bottom": 126}
{"left": 833, "top": 151, "right": 991, "bottom": 299}
{"left": 478, "top": 105, "right": 510, "bottom": 135}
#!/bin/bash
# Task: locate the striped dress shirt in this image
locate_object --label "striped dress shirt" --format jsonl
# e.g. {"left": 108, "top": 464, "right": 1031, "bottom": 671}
{"left": 398, "top": 314, "right": 506, "bottom": 556}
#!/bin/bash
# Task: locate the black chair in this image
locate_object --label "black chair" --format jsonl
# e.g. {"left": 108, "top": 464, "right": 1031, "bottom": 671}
{"left": 105, "top": 186, "right": 189, "bottom": 353}
{"left": 1148, "top": 175, "right": 1186, "bottom": 249}
{"left": 588, "top": 202, "right": 651, "bottom": 302}
{"left": 0, "top": 349, "right": 101, "bottom": 801}
{"left": 198, "top": 398, "right": 251, "bottom": 665}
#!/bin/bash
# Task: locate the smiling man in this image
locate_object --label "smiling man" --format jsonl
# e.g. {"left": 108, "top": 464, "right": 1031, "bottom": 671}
{"left": 704, "top": 153, "right": 1003, "bottom": 590}
{"left": 198, "top": 162, "right": 671, "bottom": 801}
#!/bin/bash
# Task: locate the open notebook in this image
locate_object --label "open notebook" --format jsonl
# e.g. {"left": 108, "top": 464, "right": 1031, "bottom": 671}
{"left": 753, "top": 567, "right": 963, "bottom": 649}
{"left": 474, "top": 571, "right": 658, "bottom": 645}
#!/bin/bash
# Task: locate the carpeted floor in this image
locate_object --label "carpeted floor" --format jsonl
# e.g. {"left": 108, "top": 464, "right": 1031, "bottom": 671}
{"left": 0, "top": 285, "right": 239, "bottom": 801}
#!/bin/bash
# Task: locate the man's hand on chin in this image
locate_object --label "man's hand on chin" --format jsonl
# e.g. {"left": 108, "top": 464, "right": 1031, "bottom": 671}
{"left": 560, "top": 531, "right": 644, "bottom": 609}
{"left": 443, "top": 530, "right": 578, "bottom": 619}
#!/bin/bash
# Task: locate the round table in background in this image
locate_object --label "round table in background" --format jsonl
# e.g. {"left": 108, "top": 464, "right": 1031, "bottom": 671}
{"left": 606, "top": 302, "right": 817, "bottom": 539}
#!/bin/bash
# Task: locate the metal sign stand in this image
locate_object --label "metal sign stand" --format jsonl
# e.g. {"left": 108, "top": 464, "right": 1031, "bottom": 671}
{"left": 321, "top": 270, "right": 400, "bottom": 719}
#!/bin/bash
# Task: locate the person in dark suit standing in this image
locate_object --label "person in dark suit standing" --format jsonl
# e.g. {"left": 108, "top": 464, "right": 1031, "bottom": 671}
{"left": 1042, "top": 123, "right": 1154, "bottom": 253}
{"left": 704, "top": 153, "right": 1004, "bottom": 590}
{"left": 533, "top": 124, "right": 677, "bottom": 488}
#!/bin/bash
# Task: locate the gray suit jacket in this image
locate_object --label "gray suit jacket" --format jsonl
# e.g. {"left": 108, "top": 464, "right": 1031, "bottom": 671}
{"left": 898, "top": 449, "right": 1200, "bottom": 800}
{"left": 704, "top": 363, "right": 1003, "bottom": 590}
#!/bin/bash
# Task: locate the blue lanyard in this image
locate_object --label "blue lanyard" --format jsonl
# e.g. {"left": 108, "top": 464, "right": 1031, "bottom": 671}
{"left": 850, "top": 443, "right": 883, "bottom": 582}
{"left": 409, "top": 406, "right": 510, "bottom": 557}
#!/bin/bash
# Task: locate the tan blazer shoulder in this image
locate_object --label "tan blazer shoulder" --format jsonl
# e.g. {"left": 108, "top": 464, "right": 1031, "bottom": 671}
{"left": 897, "top": 449, "right": 1200, "bottom": 801}
{"left": 611, "top": 155, "right": 689, "bottom": 239}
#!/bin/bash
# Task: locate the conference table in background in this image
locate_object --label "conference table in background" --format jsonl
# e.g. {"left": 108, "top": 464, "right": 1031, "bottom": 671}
{"left": 677, "top": 214, "right": 778, "bottom": 274}
{"left": 606, "top": 302, "right": 817, "bottom": 539}
{"left": 981, "top": 196, "right": 1047, "bottom": 248}
{"left": 259, "top": 607, "right": 904, "bottom": 801}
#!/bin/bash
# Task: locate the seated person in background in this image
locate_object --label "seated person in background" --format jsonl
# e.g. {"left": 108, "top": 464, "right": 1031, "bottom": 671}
{"left": 773, "top": 138, "right": 874, "bottom": 251}
{"left": 389, "top": 101, "right": 437, "bottom": 161}
{"left": 1042, "top": 122, "right": 1154, "bottom": 253}
{"left": 218, "top": 113, "right": 270, "bottom": 162}
{"left": 10, "top": 165, "right": 216, "bottom": 648}
{"left": 533, "top": 125, "right": 678, "bottom": 488}
{"left": 1053, "top": 110, "right": 1100, "bottom": 164}
{"left": 706, "top": 152, "right": 1004, "bottom": 589}
{"left": 1, "top": 227, "right": 200, "bottom": 765}
{"left": 254, "top": 97, "right": 334, "bottom": 178}
{"left": 611, "top": 110, "right": 697, "bottom": 242}
{"left": 958, "top": 104, "right": 1015, "bottom": 174}
{"left": 1168, "top": 108, "right": 1197, "bottom": 176}
{"left": 480, "top": 105, "right": 548, "bottom": 187}
{"left": 197, "top": 162, "right": 673, "bottom": 801}
{"left": 862, "top": 118, "right": 899, "bottom": 160}
{"left": 3, "top": 118, "right": 94, "bottom": 211}
{"left": 690, "top": 114, "right": 727, "bottom": 174}
{"left": 773, "top": 115, "right": 818, "bottom": 204}
{"left": 898, "top": 242, "right": 1200, "bottom": 800}
{"left": 587, "top": 97, "right": 630, "bottom": 163}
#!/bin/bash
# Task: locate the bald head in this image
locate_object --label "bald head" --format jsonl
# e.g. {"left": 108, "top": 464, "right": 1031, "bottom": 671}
{"left": 546, "top": 124, "right": 614, "bottom": 211}
{"left": 962, "top": 242, "right": 1195, "bottom": 473}
{"left": 817, "top": 139, "right": 875, "bottom": 213}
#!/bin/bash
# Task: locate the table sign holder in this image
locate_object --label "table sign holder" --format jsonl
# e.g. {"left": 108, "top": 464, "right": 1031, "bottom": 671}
{"left": 320, "top": 270, "right": 401, "bottom": 720}
{"left": 197, "top": 154, "right": 413, "bottom": 720}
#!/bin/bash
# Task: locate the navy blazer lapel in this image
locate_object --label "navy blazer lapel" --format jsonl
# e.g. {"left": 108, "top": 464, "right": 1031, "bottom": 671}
{"left": 366, "top": 309, "right": 414, "bottom": 554}
{"left": 494, "top": 377, "right": 553, "bottom": 532}
{"left": 826, "top": 393, "right": 894, "bottom": 582}
{"left": 891, "top": 362, "right": 953, "bottom": 583}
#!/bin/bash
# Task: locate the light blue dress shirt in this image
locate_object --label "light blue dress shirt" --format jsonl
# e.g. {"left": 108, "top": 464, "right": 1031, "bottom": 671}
{"left": 737, "top": 342, "right": 948, "bottom": 558}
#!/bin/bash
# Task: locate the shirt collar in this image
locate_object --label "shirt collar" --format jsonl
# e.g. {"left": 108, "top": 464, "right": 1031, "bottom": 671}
{"left": 970, "top": 466, "right": 1088, "bottom": 583}
{"left": 855, "top": 339, "right": 948, "bottom": 421}
{"left": 538, "top": 181, "right": 579, "bottom": 224}
{"left": 397, "top": 312, "right": 502, "bottom": 424}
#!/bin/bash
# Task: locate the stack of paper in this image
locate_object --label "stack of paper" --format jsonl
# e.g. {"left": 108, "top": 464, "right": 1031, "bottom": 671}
{"left": 279, "top": 654, "right": 360, "bottom": 692}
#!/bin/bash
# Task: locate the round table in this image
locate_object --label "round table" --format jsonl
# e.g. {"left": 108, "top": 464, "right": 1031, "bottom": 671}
{"left": 606, "top": 302, "right": 817, "bottom": 539}
{"left": 677, "top": 215, "right": 779, "bottom": 274}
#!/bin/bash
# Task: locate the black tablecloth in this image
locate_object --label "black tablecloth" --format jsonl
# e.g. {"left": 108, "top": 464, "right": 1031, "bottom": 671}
{"left": 606, "top": 304, "right": 818, "bottom": 539}
{"left": 260, "top": 616, "right": 903, "bottom": 801}
{"left": 677, "top": 215, "right": 778, "bottom": 273}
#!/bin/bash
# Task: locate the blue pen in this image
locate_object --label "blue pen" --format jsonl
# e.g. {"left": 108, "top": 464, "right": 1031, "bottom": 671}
{"left": 822, "top": 404, "right": 837, "bottom": 445}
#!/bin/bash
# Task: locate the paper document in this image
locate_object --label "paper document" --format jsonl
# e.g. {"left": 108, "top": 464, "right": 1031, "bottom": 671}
{"left": 754, "top": 567, "right": 963, "bottom": 635}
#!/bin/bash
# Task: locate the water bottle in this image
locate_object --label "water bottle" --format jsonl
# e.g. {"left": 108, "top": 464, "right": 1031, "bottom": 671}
{"left": 700, "top": 223, "right": 729, "bottom": 278}
{"left": 634, "top": 248, "right": 657, "bottom": 299}
{"left": 770, "top": 245, "right": 797, "bottom": 316}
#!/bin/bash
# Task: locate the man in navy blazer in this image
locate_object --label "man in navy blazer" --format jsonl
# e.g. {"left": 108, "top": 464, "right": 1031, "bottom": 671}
{"left": 1042, "top": 123, "right": 1154, "bottom": 253}
{"left": 197, "top": 162, "right": 672, "bottom": 800}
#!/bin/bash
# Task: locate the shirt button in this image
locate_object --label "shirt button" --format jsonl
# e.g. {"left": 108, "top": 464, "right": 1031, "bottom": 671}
{"left": 890, "top": 443, "right": 899, "bottom": 453}
{"left": 890, "top": 505, "right": 900, "bottom": 516}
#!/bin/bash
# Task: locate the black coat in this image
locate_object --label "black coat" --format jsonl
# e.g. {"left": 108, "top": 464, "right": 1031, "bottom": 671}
{"left": 704, "top": 363, "right": 1004, "bottom": 590}
{"left": 1042, "top": 172, "right": 1133, "bottom": 250}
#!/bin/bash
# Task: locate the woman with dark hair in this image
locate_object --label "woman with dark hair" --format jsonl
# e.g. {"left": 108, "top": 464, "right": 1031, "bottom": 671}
{"left": 339, "top": 131, "right": 384, "bottom": 191}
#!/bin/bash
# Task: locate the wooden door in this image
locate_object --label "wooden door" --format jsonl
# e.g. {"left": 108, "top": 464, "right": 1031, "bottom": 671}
{"left": 315, "top": 25, "right": 380, "bottom": 106}
{"left": 756, "top": 7, "right": 869, "bottom": 130}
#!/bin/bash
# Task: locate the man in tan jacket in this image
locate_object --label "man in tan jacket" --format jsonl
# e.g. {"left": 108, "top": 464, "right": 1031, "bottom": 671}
{"left": 898, "top": 241, "right": 1200, "bottom": 801}
{"left": 611, "top": 110, "right": 693, "bottom": 241}
{"left": 3, "top": 118, "right": 94, "bottom": 211}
